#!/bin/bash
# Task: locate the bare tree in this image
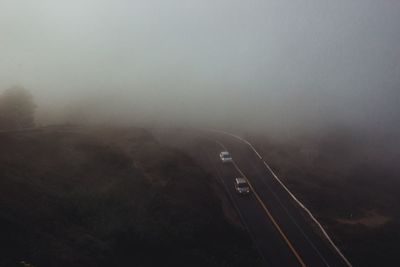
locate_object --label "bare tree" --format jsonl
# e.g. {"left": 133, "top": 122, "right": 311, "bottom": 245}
{"left": 0, "top": 86, "right": 37, "bottom": 129}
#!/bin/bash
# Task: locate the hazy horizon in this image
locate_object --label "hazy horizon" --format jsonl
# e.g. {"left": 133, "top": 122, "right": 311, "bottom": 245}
{"left": 1, "top": 0, "right": 399, "bottom": 137}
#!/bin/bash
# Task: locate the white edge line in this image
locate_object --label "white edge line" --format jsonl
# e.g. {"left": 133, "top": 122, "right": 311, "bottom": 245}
{"left": 204, "top": 128, "right": 352, "bottom": 267}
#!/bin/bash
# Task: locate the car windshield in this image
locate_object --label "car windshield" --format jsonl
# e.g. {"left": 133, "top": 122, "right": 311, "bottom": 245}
{"left": 237, "top": 182, "right": 248, "bottom": 188}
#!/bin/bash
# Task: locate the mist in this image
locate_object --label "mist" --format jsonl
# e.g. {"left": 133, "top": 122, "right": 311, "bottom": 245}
{"left": 1, "top": 0, "right": 399, "bottom": 139}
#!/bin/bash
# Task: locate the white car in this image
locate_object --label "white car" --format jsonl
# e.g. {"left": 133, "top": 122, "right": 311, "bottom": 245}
{"left": 234, "top": 178, "right": 250, "bottom": 195}
{"left": 219, "top": 151, "right": 232, "bottom": 163}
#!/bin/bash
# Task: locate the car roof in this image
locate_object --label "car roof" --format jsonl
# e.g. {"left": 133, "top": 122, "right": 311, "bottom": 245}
{"left": 221, "top": 151, "right": 230, "bottom": 155}
{"left": 235, "top": 178, "right": 247, "bottom": 184}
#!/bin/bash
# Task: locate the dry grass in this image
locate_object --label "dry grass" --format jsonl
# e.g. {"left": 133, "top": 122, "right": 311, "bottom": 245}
{"left": 248, "top": 130, "right": 400, "bottom": 266}
{"left": 336, "top": 211, "right": 391, "bottom": 228}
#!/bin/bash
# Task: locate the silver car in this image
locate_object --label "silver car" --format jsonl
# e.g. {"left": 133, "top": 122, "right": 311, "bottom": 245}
{"left": 234, "top": 178, "right": 250, "bottom": 195}
{"left": 219, "top": 151, "right": 232, "bottom": 163}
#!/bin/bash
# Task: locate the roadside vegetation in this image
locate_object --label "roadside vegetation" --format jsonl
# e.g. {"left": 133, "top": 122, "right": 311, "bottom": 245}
{"left": 249, "top": 129, "right": 400, "bottom": 266}
{"left": 0, "top": 127, "right": 261, "bottom": 267}
{"left": 0, "top": 86, "right": 36, "bottom": 130}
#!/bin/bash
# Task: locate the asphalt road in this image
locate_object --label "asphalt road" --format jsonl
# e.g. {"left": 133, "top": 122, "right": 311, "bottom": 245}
{"left": 15, "top": 125, "right": 349, "bottom": 266}
{"left": 8, "top": 126, "right": 349, "bottom": 267}
{"left": 197, "top": 131, "right": 350, "bottom": 267}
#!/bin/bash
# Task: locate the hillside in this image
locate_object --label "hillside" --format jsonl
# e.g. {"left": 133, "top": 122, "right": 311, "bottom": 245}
{"left": 0, "top": 127, "right": 261, "bottom": 267}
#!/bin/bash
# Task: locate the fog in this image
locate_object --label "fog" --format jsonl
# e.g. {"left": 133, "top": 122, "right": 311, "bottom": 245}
{"left": 1, "top": 0, "right": 399, "bottom": 138}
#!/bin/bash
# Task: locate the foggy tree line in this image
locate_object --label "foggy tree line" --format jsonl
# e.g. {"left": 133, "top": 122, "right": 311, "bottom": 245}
{"left": 0, "top": 86, "right": 36, "bottom": 130}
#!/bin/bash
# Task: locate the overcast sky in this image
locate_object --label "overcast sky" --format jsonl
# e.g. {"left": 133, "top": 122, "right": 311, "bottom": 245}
{"left": 1, "top": 0, "right": 399, "bottom": 135}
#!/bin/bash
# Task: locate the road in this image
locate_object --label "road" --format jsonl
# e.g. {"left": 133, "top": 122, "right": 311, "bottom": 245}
{"left": 10, "top": 126, "right": 350, "bottom": 266}
{"left": 195, "top": 130, "right": 350, "bottom": 267}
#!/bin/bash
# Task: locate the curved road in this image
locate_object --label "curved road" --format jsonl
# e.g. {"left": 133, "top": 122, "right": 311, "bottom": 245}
{"left": 2, "top": 126, "right": 351, "bottom": 266}
{"left": 196, "top": 131, "right": 350, "bottom": 267}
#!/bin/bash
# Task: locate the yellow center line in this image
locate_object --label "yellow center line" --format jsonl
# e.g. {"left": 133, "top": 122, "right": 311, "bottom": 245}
{"left": 232, "top": 161, "right": 307, "bottom": 267}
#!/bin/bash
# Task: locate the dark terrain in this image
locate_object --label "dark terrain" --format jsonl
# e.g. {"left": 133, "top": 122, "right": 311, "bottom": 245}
{"left": 248, "top": 130, "right": 400, "bottom": 266}
{"left": 0, "top": 127, "right": 261, "bottom": 267}
{"left": 2, "top": 125, "right": 399, "bottom": 267}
